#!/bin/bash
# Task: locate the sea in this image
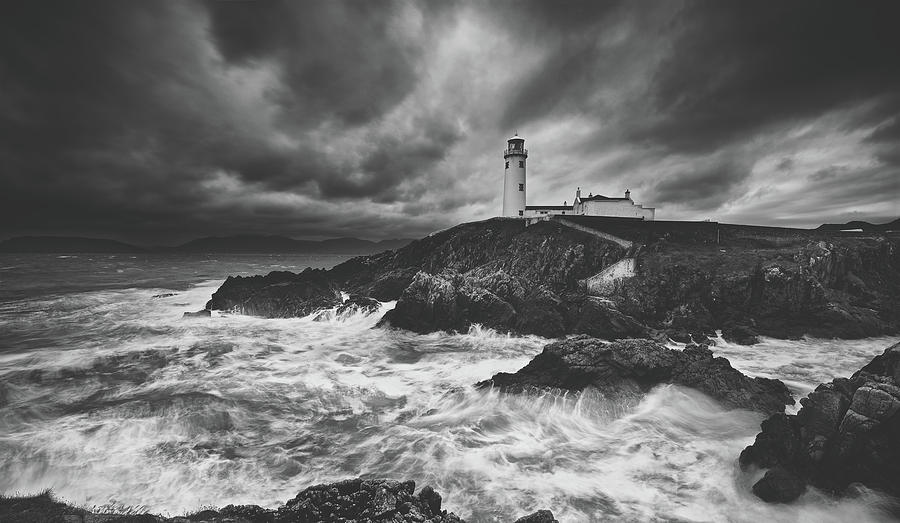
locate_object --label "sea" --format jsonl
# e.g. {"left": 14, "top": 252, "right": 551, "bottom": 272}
{"left": 0, "top": 253, "right": 898, "bottom": 522}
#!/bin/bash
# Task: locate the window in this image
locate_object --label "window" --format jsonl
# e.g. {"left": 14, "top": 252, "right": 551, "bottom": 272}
{"left": 505, "top": 161, "right": 509, "bottom": 169}
{"left": 518, "top": 183, "right": 524, "bottom": 191}
{"left": 519, "top": 161, "right": 524, "bottom": 168}
{"left": 518, "top": 210, "right": 523, "bottom": 216}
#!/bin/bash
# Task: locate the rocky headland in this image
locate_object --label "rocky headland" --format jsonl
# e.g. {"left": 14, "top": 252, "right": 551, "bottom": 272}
{"left": 0, "top": 479, "right": 557, "bottom": 522}
{"left": 199, "top": 216, "right": 900, "bottom": 510}
{"left": 740, "top": 341, "right": 900, "bottom": 505}
{"left": 205, "top": 217, "right": 900, "bottom": 342}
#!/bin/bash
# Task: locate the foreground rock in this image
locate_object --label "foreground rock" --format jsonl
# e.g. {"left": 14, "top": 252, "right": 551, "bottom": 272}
{"left": 476, "top": 336, "right": 793, "bottom": 415}
{"left": 205, "top": 218, "right": 900, "bottom": 340}
{"left": 277, "top": 478, "right": 462, "bottom": 522}
{"left": 740, "top": 341, "right": 900, "bottom": 503}
{"left": 0, "top": 478, "right": 555, "bottom": 522}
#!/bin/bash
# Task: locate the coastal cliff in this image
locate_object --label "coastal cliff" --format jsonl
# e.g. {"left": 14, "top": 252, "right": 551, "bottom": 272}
{"left": 206, "top": 217, "right": 900, "bottom": 341}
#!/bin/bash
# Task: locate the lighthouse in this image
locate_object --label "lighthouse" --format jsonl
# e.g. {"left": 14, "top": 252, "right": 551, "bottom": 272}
{"left": 502, "top": 134, "right": 527, "bottom": 217}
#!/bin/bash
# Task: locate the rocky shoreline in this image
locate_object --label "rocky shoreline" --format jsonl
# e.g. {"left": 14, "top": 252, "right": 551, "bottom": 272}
{"left": 0, "top": 479, "right": 557, "bottom": 523}
{"left": 740, "top": 341, "right": 900, "bottom": 505}
{"left": 192, "top": 217, "right": 900, "bottom": 511}
{"left": 204, "top": 218, "right": 900, "bottom": 342}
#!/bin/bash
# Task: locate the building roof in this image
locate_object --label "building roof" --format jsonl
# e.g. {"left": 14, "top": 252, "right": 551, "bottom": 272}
{"left": 507, "top": 134, "right": 524, "bottom": 142}
{"left": 526, "top": 205, "right": 572, "bottom": 210}
{"left": 579, "top": 194, "right": 630, "bottom": 202}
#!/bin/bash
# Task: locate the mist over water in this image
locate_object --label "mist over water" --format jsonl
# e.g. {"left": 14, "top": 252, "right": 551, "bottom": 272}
{"left": 1, "top": 255, "right": 898, "bottom": 522}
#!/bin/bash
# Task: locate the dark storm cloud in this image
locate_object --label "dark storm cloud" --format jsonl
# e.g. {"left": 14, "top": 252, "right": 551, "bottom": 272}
{"left": 205, "top": 0, "right": 428, "bottom": 127}
{"left": 0, "top": 1, "right": 896, "bottom": 243}
{"left": 488, "top": 1, "right": 900, "bottom": 151}
{"left": 650, "top": 158, "right": 749, "bottom": 211}
{"left": 0, "top": 1, "right": 460, "bottom": 241}
{"left": 634, "top": 1, "right": 900, "bottom": 152}
{"left": 867, "top": 117, "right": 900, "bottom": 167}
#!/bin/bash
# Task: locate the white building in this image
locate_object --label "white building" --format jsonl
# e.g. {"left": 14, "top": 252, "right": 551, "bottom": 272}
{"left": 501, "top": 134, "right": 655, "bottom": 220}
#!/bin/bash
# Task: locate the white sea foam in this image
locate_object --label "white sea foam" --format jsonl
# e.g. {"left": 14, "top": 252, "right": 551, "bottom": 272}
{"left": 0, "top": 275, "right": 898, "bottom": 521}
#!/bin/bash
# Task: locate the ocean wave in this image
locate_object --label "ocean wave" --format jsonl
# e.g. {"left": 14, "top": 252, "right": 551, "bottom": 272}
{"left": 1, "top": 271, "right": 899, "bottom": 521}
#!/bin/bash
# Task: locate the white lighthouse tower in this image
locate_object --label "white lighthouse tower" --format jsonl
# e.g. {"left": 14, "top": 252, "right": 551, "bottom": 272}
{"left": 502, "top": 134, "right": 527, "bottom": 217}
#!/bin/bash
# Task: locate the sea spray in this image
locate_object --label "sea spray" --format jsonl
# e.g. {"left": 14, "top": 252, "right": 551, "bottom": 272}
{"left": 1, "top": 254, "right": 898, "bottom": 521}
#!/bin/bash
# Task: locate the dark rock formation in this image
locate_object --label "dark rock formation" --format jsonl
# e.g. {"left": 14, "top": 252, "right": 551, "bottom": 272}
{"left": 206, "top": 218, "right": 900, "bottom": 340}
{"left": 740, "top": 342, "right": 900, "bottom": 503}
{"left": 336, "top": 294, "right": 381, "bottom": 316}
{"left": 608, "top": 226, "right": 900, "bottom": 341}
{"left": 1, "top": 479, "right": 555, "bottom": 522}
{"left": 277, "top": 478, "right": 462, "bottom": 522}
{"left": 513, "top": 510, "right": 559, "bottom": 523}
{"left": 752, "top": 467, "right": 807, "bottom": 503}
{"left": 206, "top": 269, "right": 342, "bottom": 318}
{"left": 182, "top": 309, "right": 211, "bottom": 319}
{"left": 722, "top": 324, "right": 760, "bottom": 345}
{"left": 477, "top": 336, "right": 793, "bottom": 415}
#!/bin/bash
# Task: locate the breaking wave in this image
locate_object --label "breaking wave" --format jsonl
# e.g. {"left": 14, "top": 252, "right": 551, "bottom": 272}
{"left": 1, "top": 254, "right": 898, "bottom": 521}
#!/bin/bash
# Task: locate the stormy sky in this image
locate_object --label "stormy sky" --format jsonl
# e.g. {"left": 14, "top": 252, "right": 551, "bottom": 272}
{"left": 1, "top": 1, "right": 898, "bottom": 243}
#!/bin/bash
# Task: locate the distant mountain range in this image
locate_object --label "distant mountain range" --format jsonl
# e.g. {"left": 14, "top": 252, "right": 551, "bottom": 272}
{"left": 0, "top": 234, "right": 414, "bottom": 254}
{"left": 815, "top": 218, "right": 900, "bottom": 232}
{"left": 169, "top": 235, "right": 413, "bottom": 254}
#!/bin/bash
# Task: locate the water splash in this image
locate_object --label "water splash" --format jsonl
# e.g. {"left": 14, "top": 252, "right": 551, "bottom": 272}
{"left": 1, "top": 255, "right": 898, "bottom": 521}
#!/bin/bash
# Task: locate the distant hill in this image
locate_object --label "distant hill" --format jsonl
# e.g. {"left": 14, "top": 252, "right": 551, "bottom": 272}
{"left": 170, "top": 234, "right": 413, "bottom": 254}
{"left": 0, "top": 234, "right": 414, "bottom": 254}
{"left": 0, "top": 236, "right": 144, "bottom": 253}
{"left": 816, "top": 218, "right": 899, "bottom": 232}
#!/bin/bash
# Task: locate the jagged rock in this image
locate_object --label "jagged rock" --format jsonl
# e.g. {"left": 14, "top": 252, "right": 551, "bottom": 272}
{"left": 740, "top": 342, "right": 900, "bottom": 503}
{"left": 379, "top": 270, "right": 651, "bottom": 338}
{"left": 378, "top": 271, "right": 525, "bottom": 334}
{"left": 513, "top": 510, "right": 559, "bottom": 523}
{"left": 568, "top": 296, "right": 650, "bottom": 340}
{"left": 752, "top": 467, "right": 806, "bottom": 503}
{"left": 182, "top": 309, "right": 211, "bottom": 318}
{"left": 417, "top": 485, "right": 441, "bottom": 514}
{"left": 336, "top": 294, "right": 381, "bottom": 316}
{"left": 722, "top": 324, "right": 760, "bottom": 345}
{"left": 206, "top": 268, "right": 342, "bottom": 318}
{"left": 278, "top": 478, "right": 462, "bottom": 522}
{"left": 379, "top": 271, "right": 464, "bottom": 332}
{"left": 476, "top": 336, "right": 793, "bottom": 415}
{"left": 669, "top": 329, "right": 693, "bottom": 344}
{"left": 0, "top": 479, "right": 466, "bottom": 522}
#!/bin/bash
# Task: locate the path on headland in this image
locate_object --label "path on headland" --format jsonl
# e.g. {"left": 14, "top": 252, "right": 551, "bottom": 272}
{"left": 530, "top": 216, "right": 638, "bottom": 295}
{"left": 527, "top": 215, "right": 634, "bottom": 249}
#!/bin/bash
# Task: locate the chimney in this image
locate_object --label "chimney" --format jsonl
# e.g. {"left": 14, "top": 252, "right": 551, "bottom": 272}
{"left": 625, "top": 189, "right": 631, "bottom": 200}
